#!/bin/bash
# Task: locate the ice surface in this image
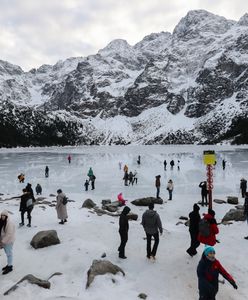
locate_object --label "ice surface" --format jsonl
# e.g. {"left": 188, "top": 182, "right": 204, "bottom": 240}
{"left": 0, "top": 145, "right": 247, "bottom": 299}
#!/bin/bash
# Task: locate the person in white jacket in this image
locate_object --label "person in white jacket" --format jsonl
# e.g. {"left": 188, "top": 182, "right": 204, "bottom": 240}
{"left": 167, "top": 179, "right": 174, "bottom": 200}
{"left": 0, "top": 210, "right": 15, "bottom": 275}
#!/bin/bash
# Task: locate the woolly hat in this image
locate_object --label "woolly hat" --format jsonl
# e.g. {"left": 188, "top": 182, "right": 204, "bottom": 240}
{"left": 204, "top": 246, "right": 215, "bottom": 256}
{"left": 1, "top": 209, "right": 8, "bottom": 217}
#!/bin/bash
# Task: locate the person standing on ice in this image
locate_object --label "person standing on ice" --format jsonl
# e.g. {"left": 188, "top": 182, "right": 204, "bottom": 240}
{"left": 166, "top": 179, "right": 174, "bottom": 200}
{"left": 87, "top": 167, "right": 94, "bottom": 179}
{"left": 186, "top": 204, "right": 200, "bottom": 257}
{"left": 84, "top": 179, "right": 89, "bottom": 191}
{"left": 198, "top": 209, "right": 219, "bottom": 246}
{"left": 25, "top": 183, "right": 36, "bottom": 202}
{"left": 123, "top": 164, "right": 128, "bottom": 173}
{"left": 0, "top": 210, "right": 15, "bottom": 275}
{"left": 118, "top": 162, "right": 122, "bottom": 170}
{"left": 163, "top": 159, "right": 167, "bottom": 171}
{"left": 244, "top": 192, "right": 248, "bottom": 240}
{"left": 19, "top": 188, "right": 33, "bottom": 227}
{"left": 91, "top": 174, "right": 96, "bottom": 190}
{"left": 128, "top": 171, "right": 134, "bottom": 185}
{"left": 118, "top": 206, "right": 131, "bottom": 259}
{"left": 123, "top": 170, "right": 129, "bottom": 186}
{"left": 199, "top": 181, "right": 208, "bottom": 206}
{"left": 45, "top": 166, "right": 49, "bottom": 177}
{"left": 35, "top": 183, "right": 42, "bottom": 195}
{"left": 222, "top": 159, "right": 226, "bottom": 170}
{"left": 177, "top": 160, "right": 180, "bottom": 171}
{"left": 141, "top": 203, "right": 163, "bottom": 260}
{"left": 132, "top": 170, "right": 138, "bottom": 185}
{"left": 67, "top": 155, "right": 71, "bottom": 164}
{"left": 137, "top": 155, "right": 141, "bottom": 165}
{"left": 197, "top": 246, "right": 238, "bottom": 300}
{"left": 240, "top": 178, "right": 247, "bottom": 198}
{"left": 170, "top": 160, "right": 174, "bottom": 170}
{"left": 155, "top": 175, "right": 161, "bottom": 199}
{"left": 56, "top": 189, "right": 68, "bottom": 225}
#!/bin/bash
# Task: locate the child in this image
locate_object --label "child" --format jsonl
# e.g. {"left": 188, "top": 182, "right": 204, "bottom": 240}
{"left": 117, "top": 193, "right": 126, "bottom": 206}
{"left": 84, "top": 179, "right": 89, "bottom": 191}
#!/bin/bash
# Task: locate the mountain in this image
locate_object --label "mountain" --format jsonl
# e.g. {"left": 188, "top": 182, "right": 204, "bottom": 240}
{"left": 0, "top": 9, "right": 248, "bottom": 147}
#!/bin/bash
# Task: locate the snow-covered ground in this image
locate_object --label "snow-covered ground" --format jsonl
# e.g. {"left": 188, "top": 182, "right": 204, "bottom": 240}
{"left": 0, "top": 145, "right": 247, "bottom": 300}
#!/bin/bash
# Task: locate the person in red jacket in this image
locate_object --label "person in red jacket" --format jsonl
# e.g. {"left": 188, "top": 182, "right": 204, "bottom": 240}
{"left": 197, "top": 246, "right": 238, "bottom": 300}
{"left": 198, "top": 209, "right": 219, "bottom": 246}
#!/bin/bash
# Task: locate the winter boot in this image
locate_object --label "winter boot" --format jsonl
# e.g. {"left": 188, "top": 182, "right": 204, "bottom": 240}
{"left": 2, "top": 265, "right": 8, "bottom": 271}
{"left": 59, "top": 220, "right": 64, "bottom": 224}
{"left": 19, "top": 222, "right": 24, "bottom": 226}
{"left": 2, "top": 265, "right": 13, "bottom": 275}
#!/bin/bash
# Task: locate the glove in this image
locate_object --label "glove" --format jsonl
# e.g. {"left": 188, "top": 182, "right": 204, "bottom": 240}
{"left": 230, "top": 281, "right": 238, "bottom": 289}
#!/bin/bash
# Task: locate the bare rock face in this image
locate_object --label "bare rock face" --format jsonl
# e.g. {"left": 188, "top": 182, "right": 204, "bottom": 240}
{"left": 82, "top": 199, "right": 96, "bottom": 209}
{"left": 131, "top": 197, "right": 163, "bottom": 206}
{"left": 86, "top": 259, "right": 125, "bottom": 289}
{"left": 214, "top": 199, "right": 226, "bottom": 204}
{"left": 30, "top": 230, "right": 60, "bottom": 249}
{"left": 222, "top": 208, "right": 245, "bottom": 222}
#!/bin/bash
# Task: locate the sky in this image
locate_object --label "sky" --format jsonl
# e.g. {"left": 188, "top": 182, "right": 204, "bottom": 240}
{"left": 0, "top": 0, "right": 247, "bottom": 71}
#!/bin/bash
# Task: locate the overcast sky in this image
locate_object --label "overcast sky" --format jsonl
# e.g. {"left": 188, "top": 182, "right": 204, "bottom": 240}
{"left": 0, "top": 0, "right": 247, "bottom": 71}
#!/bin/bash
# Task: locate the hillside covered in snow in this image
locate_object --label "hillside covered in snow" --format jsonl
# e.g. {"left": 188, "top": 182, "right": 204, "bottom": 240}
{"left": 1, "top": 10, "right": 248, "bottom": 146}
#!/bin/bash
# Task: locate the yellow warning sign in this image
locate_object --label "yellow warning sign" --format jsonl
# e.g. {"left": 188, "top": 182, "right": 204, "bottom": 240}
{"left": 203, "top": 150, "right": 216, "bottom": 165}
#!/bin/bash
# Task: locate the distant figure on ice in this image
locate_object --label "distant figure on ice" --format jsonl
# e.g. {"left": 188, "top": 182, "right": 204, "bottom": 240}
{"left": 17, "top": 173, "right": 25, "bottom": 183}
{"left": 163, "top": 160, "right": 167, "bottom": 171}
{"left": 123, "top": 164, "right": 128, "bottom": 173}
{"left": 132, "top": 170, "right": 138, "bottom": 185}
{"left": 141, "top": 203, "right": 163, "bottom": 260}
{"left": 56, "top": 189, "right": 68, "bottom": 225}
{"left": 123, "top": 171, "right": 129, "bottom": 186}
{"left": 45, "top": 166, "right": 49, "bottom": 178}
{"left": 118, "top": 206, "right": 131, "bottom": 259}
{"left": 240, "top": 178, "right": 247, "bottom": 198}
{"left": 199, "top": 181, "right": 208, "bottom": 206}
{"left": 197, "top": 246, "right": 238, "bottom": 300}
{"left": 19, "top": 188, "right": 33, "bottom": 227}
{"left": 35, "top": 184, "right": 42, "bottom": 195}
{"left": 198, "top": 209, "right": 219, "bottom": 246}
{"left": 0, "top": 210, "right": 15, "bottom": 275}
{"left": 67, "top": 155, "right": 71, "bottom": 164}
{"left": 244, "top": 192, "right": 248, "bottom": 240}
{"left": 84, "top": 179, "right": 89, "bottom": 191}
{"left": 222, "top": 159, "right": 226, "bottom": 170}
{"left": 177, "top": 160, "right": 180, "bottom": 171}
{"left": 25, "top": 183, "right": 35, "bottom": 202}
{"left": 186, "top": 204, "right": 200, "bottom": 257}
{"left": 166, "top": 179, "right": 174, "bottom": 200}
{"left": 137, "top": 155, "right": 141, "bottom": 165}
{"left": 118, "top": 162, "right": 122, "bottom": 170}
{"left": 128, "top": 171, "right": 134, "bottom": 185}
{"left": 90, "top": 174, "right": 96, "bottom": 190}
{"left": 118, "top": 193, "right": 126, "bottom": 206}
{"left": 87, "top": 167, "right": 94, "bottom": 179}
{"left": 155, "top": 175, "right": 161, "bottom": 199}
{"left": 170, "top": 160, "right": 174, "bottom": 170}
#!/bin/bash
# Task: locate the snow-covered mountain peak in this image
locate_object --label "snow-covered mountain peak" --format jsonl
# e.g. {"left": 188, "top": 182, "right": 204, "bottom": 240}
{"left": 173, "top": 9, "right": 235, "bottom": 40}
{"left": 98, "top": 39, "right": 133, "bottom": 56}
{"left": 0, "top": 60, "right": 24, "bottom": 77}
{"left": 238, "top": 13, "right": 248, "bottom": 26}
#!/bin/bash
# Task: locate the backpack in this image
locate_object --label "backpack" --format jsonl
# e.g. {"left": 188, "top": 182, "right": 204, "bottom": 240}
{"left": 62, "top": 196, "right": 68, "bottom": 205}
{"left": 198, "top": 219, "right": 210, "bottom": 237}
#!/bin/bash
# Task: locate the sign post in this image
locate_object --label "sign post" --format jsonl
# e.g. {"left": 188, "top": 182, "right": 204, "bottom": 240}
{"left": 203, "top": 150, "right": 216, "bottom": 210}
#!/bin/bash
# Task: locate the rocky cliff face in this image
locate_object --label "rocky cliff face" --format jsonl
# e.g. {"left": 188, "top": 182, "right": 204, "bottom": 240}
{"left": 0, "top": 10, "right": 248, "bottom": 147}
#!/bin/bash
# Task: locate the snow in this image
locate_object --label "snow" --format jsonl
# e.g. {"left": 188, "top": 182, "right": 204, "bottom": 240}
{"left": 0, "top": 145, "right": 247, "bottom": 299}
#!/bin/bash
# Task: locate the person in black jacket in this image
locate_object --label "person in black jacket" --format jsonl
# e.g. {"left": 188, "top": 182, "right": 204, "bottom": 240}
{"left": 118, "top": 206, "right": 131, "bottom": 259}
{"left": 197, "top": 246, "right": 238, "bottom": 300}
{"left": 45, "top": 166, "right": 49, "bottom": 178}
{"left": 244, "top": 192, "right": 248, "bottom": 239}
{"left": 186, "top": 204, "right": 201, "bottom": 257}
{"left": 240, "top": 178, "right": 247, "bottom": 198}
{"left": 19, "top": 188, "right": 33, "bottom": 227}
{"left": 25, "top": 183, "right": 35, "bottom": 202}
{"left": 199, "top": 181, "right": 208, "bottom": 206}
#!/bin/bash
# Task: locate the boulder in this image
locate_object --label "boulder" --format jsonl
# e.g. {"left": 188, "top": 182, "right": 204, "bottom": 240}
{"left": 222, "top": 209, "right": 246, "bottom": 222}
{"left": 138, "top": 293, "right": 147, "bottom": 299}
{"left": 82, "top": 199, "right": 96, "bottom": 209}
{"left": 105, "top": 201, "right": 121, "bottom": 212}
{"left": 102, "top": 199, "right": 112, "bottom": 207}
{"left": 86, "top": 260, "right": 125, "bottom": 289}
{"left": 127, "top": 213, "right": 138, "bottom": 221}
{"left": 227, "top": 196, "right": 239, "bottom": 205}
{"left": 30, "top": 230, "right": 60, "bottom": 249}
{"left": 49, "top": 194, "right": 56, "bottom": 197}
{"left": 214, "top": 199, "right": 226, "bottom": 204}
{"left": 131, "top": 197, "right": 163, "bottom": 206}
{"left": 4, "top": 274, "right": 51, "bottom": 295}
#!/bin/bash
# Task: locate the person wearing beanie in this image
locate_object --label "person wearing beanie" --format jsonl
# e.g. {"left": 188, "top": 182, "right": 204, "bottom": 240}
{"left": 186, "top": 204, "right": 201, "bottom": 257}
{"left": 141, "top": 203, "right": 163, "bottom": 260}
{"left": 0, "top": 210, "right": 15, "bottom": 275}
{"left": 198, "top": 209, "right": 219, "bottom": 246}
{"left": 118, "top": 206, "right": 131, "bottom": 259}
{"left": 197, "top": 247, "right": 238, "bottom": 299}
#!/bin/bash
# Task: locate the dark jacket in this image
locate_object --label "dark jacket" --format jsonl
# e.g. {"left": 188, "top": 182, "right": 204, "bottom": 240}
{"left": 119, "top": 207, "right": 130, "bottom": 234}
{"left": 19, "top": 192, "right": 32, "bottom": 211}
{"left": 199, "top": 182, "right": 208, "bottom": 196}
{"left": 244, "top": 197, "right": 248, "bottom": 216}
{"left": 189, "top": 205, "right": 200, "bottom": 234}
{"left": 155, "top": 176, "right": 161, "bottom": 187}
{"left": 198, "top": 214, "right": 219, "bottom": 246}
{"left": 240, "top": 179, "right": 247, "bottom": 191}
{"left": 142, "top": 209, "right": 163, "bottom": 235}
{"left": 26, "top": 184, "right": 35, "bottom": 201}
{"left": 35, "top": 184, "right": 42, "bottom": 194}
{"left": 197, "top": 254, "right": 234, "bottom": 298}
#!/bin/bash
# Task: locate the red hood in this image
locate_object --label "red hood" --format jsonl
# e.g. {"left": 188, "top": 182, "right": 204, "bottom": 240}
{"left": 203, "top": 213, "right": 214, "bottom": 220}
